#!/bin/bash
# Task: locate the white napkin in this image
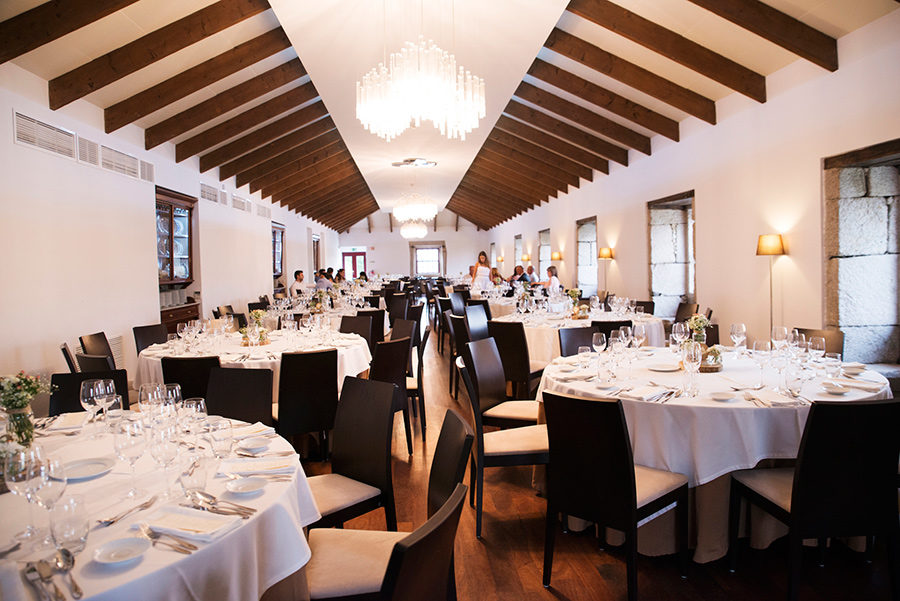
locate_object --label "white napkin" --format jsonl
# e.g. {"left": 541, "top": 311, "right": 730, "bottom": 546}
{"left": 47, "top": 412, "right": 87, "bottom": 431}
{"left": 745, "top": 390, "right": 805, "bottom": 407}
{"left": 618, "top": 386, "right": 663, "bottom": 401}
{"left": 218, "top": 456, "right": 297, "bottom": 476}
{"left": 140, "top": 506, "right": 241, "bottom": 542}
{"left": 555, "top": 355, "right": 584, "bottom": 365}
{"left": 0, "top": 560, "right": 26, "bottom": 601}
{"left": 231, "top": 422, "right": 276, "bottom": 440}
{"left": 826, "top": 378, "right": 883, "bottom": 393}
{"left": 554, "top": 371, "right": 594, "bottom": 383}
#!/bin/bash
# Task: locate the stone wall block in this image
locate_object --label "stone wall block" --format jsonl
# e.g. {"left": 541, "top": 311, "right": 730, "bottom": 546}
{"left": 837, "top": 197, "right": 888, "bottom": 255}
{"left": 825, "top": 257, "right": 839, "bottom": 326}
{"left": 868, "top": 165, "right": 899, "bottom": 196}
{"left": 649, "top": 208, "right": 687, "bottom": 226}
{"left": 839, "top": 167, "right": 867, "bottom": 198}
{"left": 650, "top": 225, "right": 676, "bottom": 263}
{"left": 651, "top": 263, "right": 689, "bottom": 295}
{"left": 652, "top": 294, "right": 682, "bottom": 319}
{"left": 834, "top": 254, "right": 900, "bottom": 326}
{"left": 843, "top": 325, "right": 900, "bottom": 363}
{"left": 823, "top": 196, "right": 840, "bottom": 257}
{"left": 824, "top": 168, "right": 841, "bottom": 200}
{"left": 888, "top": 197, "right": 899, "bottom": 253}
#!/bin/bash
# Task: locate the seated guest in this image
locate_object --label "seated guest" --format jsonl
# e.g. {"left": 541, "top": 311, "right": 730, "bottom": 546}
{"left": 358, "top": 271, "right": 368, "bottom": 282}
{"left": 539, "top": 265, "right": 563, "bottom": 292}
{"left": 289, "top": 270, "right": 305, "bottom": 296}
{"left": 335, "top": 268, "right": 346, "bottom": 283}
{"left": 316, "top": 272, "right": 333, "bottom": 290}
{"left": 526, "top": 265, "right": 538, "bottom": 283}
{"left": 507, "top": 265, "right": 527, "bottom": 283}
{"left": 490, "top": 267, "right": 503, "bottom": 284}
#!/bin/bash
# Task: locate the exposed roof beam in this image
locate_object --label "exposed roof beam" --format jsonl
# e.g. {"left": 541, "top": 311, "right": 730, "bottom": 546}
{"left": 146, "top": 58, "right": 306, "bottom": 150}
{"left": 313, "top": 192, "right": 378, "bottom": 224}
{"left": 481, "top": 140, "right": 577, "bottom": 189}
{"left": 685, "top": 0, "right": 837, "bottom": 72}
{"left": 49, "top": 0, "right": 270, "bottom": 110}
{"left": 0, "top": 0, "right": 140, "bottom": 65}
{"left": 274, "top": 169, "right": 359, "bottom": 205}
{"left": 545, "top": 28, "right": 716, "bottom": 125}
{"left": 465, "top": 171, "right": 542, "bottom": 206}
{"left": 566, "top": 0, "right": 766, "bottom": 102}
{"left": 263, "top": 156, "right": 354, "bottom": 198}
{"left": 495, "top": 115, "right": 609, "bottom": 173}
{"left": 104, "top": 27, "right": 291, "bottom": 133}
{"left": 458, "top": 181, "right": 535, "bottom": 212}
{"left": 220, "top": 115, "right": 334, "bottom": 179}
{"left": 450, "top": 193, "right": 515, "bottom": 224}
{"left": 235, "top": 128, "right": 341, "bottom": 187}
{"left": 469, "top": 158, "right": 558, "bottom": 199}
{"left": 475, "top": 153, "right": 563, "bottom": 196}
{"left": 282, "top": 175, "right": 367, "bottom": 211}
{"left": 488, "top": 128, "right": 594, "bottom": 181}
{"left": 444, "top": 200, "right": 493, "bottom": 229}
{"left": 528, "top": 58, "right": 678, "bottom": 141}
{"left": 249, "top": 142, "right": 347, "bottom": 193}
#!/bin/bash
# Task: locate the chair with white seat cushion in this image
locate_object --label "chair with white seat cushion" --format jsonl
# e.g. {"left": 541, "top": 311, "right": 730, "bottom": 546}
{"left": 460, "top": 338, "right": 549, "bottom": 538}
{"left": 542, "top": 391, "right": 688, "bottom": 601}
{"left": 728, "top": 399, "right": 900, "bottom": 601}
{"left": 307, "top": 377, "right": 398, "bottom": 531}
{"left": 468, "top": 337, "right": 539, "bottom": 429}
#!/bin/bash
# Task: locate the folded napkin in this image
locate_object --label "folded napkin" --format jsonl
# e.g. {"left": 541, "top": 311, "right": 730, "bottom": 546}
{"left": 618, "top": 386, "right": 663, "bottom": 401}
{"left": 553, "top": 371, "right": 594, "bottom": 383}
{"left": 47, "top": 411, "right": 87, "bottom": 431}
{"left": 745, "top": 390, "right": 805, "bottom": 407}
{"left": 231, "top": 422, "right": 276, "bottom": 440}
{"left": 556, "top": 355, "right": 586, "bottom": 365}
{"left": 139, "top": 506, "right": 240, "bottom": 543}
{"left": 826, "top": 378, "right": 883, "bottom": 393}
{"left": 218, "top": 456, "right": 298, "bottom": 476}
{"left": 0, "top": 560, "right": 26, "bottom": 601}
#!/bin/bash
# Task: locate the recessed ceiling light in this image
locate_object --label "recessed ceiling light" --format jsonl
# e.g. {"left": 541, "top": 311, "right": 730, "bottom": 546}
{"left": 391, "top": 157, "right": 437, "bottom": 168}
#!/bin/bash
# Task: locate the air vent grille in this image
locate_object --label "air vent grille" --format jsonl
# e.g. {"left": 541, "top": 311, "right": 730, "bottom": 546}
{"left": 101, "top": 145, "right": 139, "bottom": 178}
{"left": 232, "top": 196, "right": 250, "bottom": 212}
{"left": 14, "top": 112, "right": 76, "bottom": 159}
{"left": 257, "top": 204, "right": 271, "bottom": 218}
{"left": 139, "top": 160, "right": 154, "bottom": 182}
{"left": 218, "top": 190, "right": 229, "bottom": 205}
{"left": 77, "top": 137, "right": 99, "bottom": 166}
{"left": 200, "top": 183, "right": 219, "bottom": 203}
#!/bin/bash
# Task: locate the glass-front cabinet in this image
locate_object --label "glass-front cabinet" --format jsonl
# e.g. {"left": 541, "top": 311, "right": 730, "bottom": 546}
{"left": 156, "top": 187, "right": 195, "bottom": 285}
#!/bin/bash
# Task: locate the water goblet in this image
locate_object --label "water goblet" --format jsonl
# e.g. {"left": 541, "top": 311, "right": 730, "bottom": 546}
{"left": 752, "top": 341, "right": 771, "bottom": 388}
{"left": 591, "top": 332, "right": 607, "bottom": 354}
{"left": 672, "top": 322, "right": 688, "bottom": 346}
{"left": 114, "top": 418, "right": 147, "bottom": 499}
{"left": 619, "top": 326, "right": 633, "bottom": 348}
{"left": 769, "top": 350, "right": 788, "bottom": 392}
{"left": 577, "top": 346, "right": 592, "bottom": 370}
{"left": 730, "top": 323, "right": 747, "bottom": 355}
{"left": 4, "top": 444, "right": 45, "bottom": 542}
{"left": 149, "top": 421, "right": 180, "bottom": 500}
{"left": 35, "top": 456, "right": 67, "bottom": 548}
{"left": 681, "top": 341, "right": 703, "bottom": 397}
{"left": 79, "top": 380, "right": 103, "bottom": 437}
{"left": 771, "top": 326, "right": 788, "bottom": 351}
{"left": 807, "top": 337, "right": 826, "bottom": 364}
{"left": 632, "top": 324, "right": 646, "bottom": 349}
{"left": 164, "top": 383, "right": 183, "bottom": 410}
{"left": 50, "top": 495, "right": 89, "bottom": 554}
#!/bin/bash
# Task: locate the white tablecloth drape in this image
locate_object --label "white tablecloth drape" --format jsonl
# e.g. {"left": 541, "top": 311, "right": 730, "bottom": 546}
{"left": 0, "top": 419, "right": 320, "bottom": 601}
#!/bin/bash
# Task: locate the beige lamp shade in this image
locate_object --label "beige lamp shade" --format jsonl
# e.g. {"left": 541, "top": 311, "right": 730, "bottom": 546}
{"left": 598, "top": 247, "right": 614, "bottom": 260}
{"left": 756, "top": 234, "right": 785, "bottom": 256}
{"left": 521, "top": 254, "right": 530, "bottom": 261}
{"left": 497, "top": 256, "right": 504, "bottom": 262}
{"left": 551, "top": 251, "right": 562, "bottom": 261}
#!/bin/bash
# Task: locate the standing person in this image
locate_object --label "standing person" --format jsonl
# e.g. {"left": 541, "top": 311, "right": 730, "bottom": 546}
{"left": 289, "top": 270, "right": 305, "bottom": 296}
{"left": 471, "top": 251, "right": 492, "bottom": 291}
{"left": 525, "top": 265, "right": 538, "bottom": 283}
{"left": 539, "top": 265, "right": 563, "bottom": 292}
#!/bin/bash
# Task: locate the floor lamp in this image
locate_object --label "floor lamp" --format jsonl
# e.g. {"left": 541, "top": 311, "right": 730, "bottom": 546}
{"left": 598, "top": 247, "right": 614, "bottom": 293}
{"left": 756, "top": 234, "right": 785, "bottom": 332}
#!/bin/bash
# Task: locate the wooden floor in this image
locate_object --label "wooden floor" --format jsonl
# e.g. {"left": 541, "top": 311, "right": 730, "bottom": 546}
{"left": 303, "top": 326, "right": 894, "bottom": 601}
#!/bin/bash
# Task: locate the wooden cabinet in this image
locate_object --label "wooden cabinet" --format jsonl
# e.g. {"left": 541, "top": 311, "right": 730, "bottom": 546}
{"left": 160, "top": 303, "right": 200, "bottom": 334}
{"left": 156, "top": 187, "right": 195, "bottom": 285}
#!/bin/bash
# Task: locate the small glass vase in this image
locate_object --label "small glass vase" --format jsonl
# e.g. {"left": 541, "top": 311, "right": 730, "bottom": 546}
{"left": 692, "top": 330, "right": 707, "bottom": 345}
{"left": 6, "top": 404, "right": 35, "bottom": 446}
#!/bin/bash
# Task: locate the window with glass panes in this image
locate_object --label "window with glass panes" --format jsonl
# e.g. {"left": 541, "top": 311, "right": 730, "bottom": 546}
{"left": 490, "top": 243, "right": 496, "bottom": 268}
{"left": 272, "top": 223, "right": 285, "bottom": 278}
{"left": 415, "top": 247, "right": 441, "bottom": 275}
{"left": 576, "top": 218, "right": 597, "bottom": 296}
{"left": 538, "top": 229, "right": 551, "bottom": 277}
{"left": 514, "top": 235, "right": 522, "bottom": 267}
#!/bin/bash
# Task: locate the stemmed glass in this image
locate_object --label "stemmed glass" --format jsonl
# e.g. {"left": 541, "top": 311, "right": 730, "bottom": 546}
{"left": 807, "top": 337, "right": 826, "bottom": 365}
{"left": 730, "top": 323, "right": 747, "bottom": 355}
{"left": 164, "top": 383, "right": 183, "bottom": 410}
{"left": 149, "top": 421, "right": 180, "bottom": 500}
{"left": 138, "top": 383, "right": 164, "bottom": 425}
{"left": 34, "top": 457, "right": 67, "bottom": 548}
{"left": 577, "top": 346, "right": 592, "bottom": 370}
{"left": 769, "top": 350, "right": 788, "bottom": 393}
{"left": 591, "top": 332, "right": 607, "bottom": 354}
{"left": 4, "top": 444, "right": 45, "bottom": 542}
{"left": 181, "top": 398, "right": 208, "bottom": 449}
{"left": 632, "top": 324, "right": 647, "bottom": 349}
{"left": 589, "top": 295, "right": 600, "bottom": 313}
{"left": 771, "top": 326, "right": 788, "bottom": 351}
{"left": 672, "top": 322, "right": 688, "bottom": 346}
{"left": 79, "top": 380, "right": 103, "bottom": 438}
{"left": 619, "top": 326, "right": 633, "bottom": 348}
{"left": 752, "top": 341, "right": 772, "bottom": 388}
{"left": 682, "top": 341, "right": 703, "bottom": 397}
{"left": 114, "top": 419, "right": 147, "bottom": 499}
{"left": 787, "top": 329, "right": 806, "bottom": 360}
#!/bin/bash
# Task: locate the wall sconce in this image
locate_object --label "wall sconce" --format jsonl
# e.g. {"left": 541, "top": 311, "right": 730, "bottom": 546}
{"left": 598, "top": 247, "right": 614, "bottom": 260}
{"left": 551, "top": 251, "right": 562, "bottom": 261}
{"left": 756, "top": 234, "right": 786, "bottom": 332}
{"left": 521, "top": 254, "right": 530, "bottom": 262}
{"left": 497, "top": 256, "right": 504, "bottom": 263}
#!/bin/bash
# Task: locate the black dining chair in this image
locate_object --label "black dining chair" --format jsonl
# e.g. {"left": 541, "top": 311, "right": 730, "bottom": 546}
{"left": 388, "top": 293, "right": 409, "bottom": 328}
{"left": 277, "top": 350, "right": 339, "bottom": 459}
{"left": 487, "top": 320, "right": 545, "bottom": 398}
{"left": 160, "top": 356, "right": 221, "bottom": 400}
{"left": 436, "top": 297, "right": 453, "bottom": 354}
{"left": 79, "top": 332, "right": 114, "bottom": 366}
{"left": 205, "top": 367, "right": 274, "bottom": 427}
{"left": 307, "top": 376, "right": 398, "bottom": 531}
{"left": 231, "top": 313, "right": 248, "bottom": 329}
{"left": 728, "top": 399, "right": 900, "bottom": 601}
{"left": 407, "top": 327, "right": 432, "bottom": 434}
{"left": 357, "top": 308, "right": 386, "bottom": 353}
{"left": 634, "top": 300, "right": 655, "bottom": 315}
{"left": 592, "top": 320, "right": 633, "bottom": 341}
{"left": 558, "top": 326, "right": 600, "bottom": 357}
{"left": 449, "top": 314, "right": 470, "bottom": 401}
{"left": 542, "top": 391, "right": 689, "bottom": 601}
{"left": 133, "top": 323, "right": 168, "bottom": 355}
{"left": 406, "top": 303, "right": 424, "bottom": 348}
{"left": 371, "top": 337, "right": 415, "bottom": 456}
{"left": 449, "top": 291, "right": 468, "bottom": 316}
{"left": 60, "top": 343, "right": 78, "bottom": 373}
{"left": 464, "top": 304, "right": 489, "bottom": 342}
{"left": 75, "top": 353, "right": 115, "bottom": 372}
{"left": 465, "top": 298, "right": 493, "bottom": 321}
{"left": 247, "top": 301, "right": 268, "bottom": 312}
{"left": 49, "top": 370, "right": 130, "bottom": 416}
{"left": 217, "top": 305, "right": 235, "bottom": 316}
{"left": 364, "top": 295, "right": 381, "bottom": 309}
{"left": 339, "top": 315, "right": 373, "bottom": 351}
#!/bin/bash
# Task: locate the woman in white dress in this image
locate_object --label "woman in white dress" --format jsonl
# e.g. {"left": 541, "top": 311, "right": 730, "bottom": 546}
{"left": 540, "top": 265, "right": 563, "bottom": 292}
{"left": 471, "top": 251, "right": 493, "bottom": 291}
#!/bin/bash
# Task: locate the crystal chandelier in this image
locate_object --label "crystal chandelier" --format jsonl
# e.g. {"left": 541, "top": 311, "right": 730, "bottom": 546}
{"left": 356, "top": 35, "right": 486, "bottom": 141}
{"left": 393, "top": 191, "right": 438, "bottom": 223}
{"left": 400, "top": 221, "right": 428, "bottom": 239}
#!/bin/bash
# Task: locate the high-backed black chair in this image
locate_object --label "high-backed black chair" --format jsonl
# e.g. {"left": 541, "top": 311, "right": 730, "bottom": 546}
{"left": 449, "top": 291, "right": 468, "bottom": 316}
{"left": 558, "top": 326, "right": 600, "bottom": 357}
{"left": 406, "top": 304, "right": 424, "bottom": 348}
{"left": 542, "top": 392, "right": 689, "bottom": 601}
{"left": 206, "top": 367, "right": 274, "bottom": 426}
{"left": 307, "top": 376, "right": 398, "bottom": 530}
{"left": 357, "top": 308, "right": 386, "bottom": 353}
{"left": 75, "top": 353, "right": 115, "bottom": 372}
{"left": 487, "top": 320, "right": 545, "bottom": 398}
{"left": 133, "top": 324, "right": 168, "bottom": 355}
{"left": 674, "top": 302, "right": 699, "bottom": 323}
{"left": 460, "top": 339, "right": 549, "bottom": 538}
{"left": 436, "top": 297, "right": 453, "bottom": 354}
{"left": 591, "top": 320, "right": 633, "bottom": 341}
{"left": 443, "top": 310, "right": 461, "bottom": 397}
{"left": 364, "top": 295, "right": 381, "bottom": 309}
{"left": 60, "top": 343, "right": 78, "bottom": 373}
{"left": 706, "top": 324, "right": 720, "bottom": 346}
{"left": 729, "top": 399, "right": 900, "bottom": 601}
{"left": 634, "top": 300, "right": 655, "bottom": 315}
{"left": 259, "top": 295, "right": 271, "bottom": 306}
{"left": 340, "top": 315, "right": 373, "bottom": 351}
{"left": 248, "top": 301, "right": 268, "bottom": 312}
{"left": 794, "top": 327, "right": 845, "bottom": 355}
{"left": 160, "top": 356, "right": 221, "bottom": 400}
{"left": 79, "top": 332, "right": 114, "bottom": 365}
{"left": 388, "top": 294, "right": 409, "bottom": 328}
{"left": 407, "top": 328, "right": 432, "bottom": 434}
{"left": 464, "top": 304, "right": 489, "bottom": 342}
{"left": 231, "top": 312, "right": 248, "bottom": 329}
{"left": 371, "top": 337, "right": 415, "bottom": 456}
{"left": 49, "top": 370, "right": 130, "bottom": 416}
{"left": 277, "top": 350, "right": 338, "bottom": 455}
{"left": 449, "top": 315, "right": 470, "bottom": 401}
{"left": 212, "top": 308, "right": 221, "bottom": 319}
{"left": 217, "top": 305, "right": 235, "bottom": 316}
{"left": 466, "top": 298, "right": 493, "bottom": 321}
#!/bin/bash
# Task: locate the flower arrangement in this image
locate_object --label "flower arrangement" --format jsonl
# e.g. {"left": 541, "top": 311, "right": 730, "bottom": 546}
{"left": 250, "top": 309, "right": 268, "bottom": 326}
{"left": 687, "top": 314, "right": 710, "bottom": 334}
{"left": 705, "top": 345, "right": 724, "bottom": 364}
{"left": 1, "top": 372, "right": 52, "bottom": 445}
{"left": 567, "top": 289, "right": 581, "bottom": 304}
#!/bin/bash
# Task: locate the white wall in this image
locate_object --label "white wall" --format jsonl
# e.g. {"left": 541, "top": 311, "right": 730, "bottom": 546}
{"left": 0, "top": 63, "right": 338, "bottom": 379}
{"left": 489, "top": 9, "right": 900, "bottom": 348}
{"left": 338, "top": 211, "right": 490, "bottom": 277}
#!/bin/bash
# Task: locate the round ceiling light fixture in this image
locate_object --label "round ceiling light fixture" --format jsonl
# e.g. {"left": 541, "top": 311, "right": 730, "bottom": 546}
{"left": 400, "top": 221, "right": 428, "bottom": 239}
{"left": 391, "top": 157, "right": 438, "bottom": 168}
{"left": 392, "top": 192, "right": 438, "bottom": 223}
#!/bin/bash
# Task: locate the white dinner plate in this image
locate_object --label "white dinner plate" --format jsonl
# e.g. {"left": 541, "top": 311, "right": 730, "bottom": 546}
{"left": 64, "top": 457, "right": 115, "bottom": 481}
{"left": 93, "top": 537, "right": 151, "bottom": 565}
{"left": 594, "top": 383, "right": 619, "bottom": 391}
{"left": 647, "top": 363, "right": 681, "bottom": 373}
{"left": 821, "top": 383, "right": 849, "bottom": 395}
{"left": 226, "top": 477, "right": 266, "bottom": 495}
{"left": 238, "top": 437, "right": 270, "bottom": 453}
{"left": 709, "top": 391, "right": 736, "bottom": 402}
{"left": 556, "top": 365, "right": 576, "bottom": 373}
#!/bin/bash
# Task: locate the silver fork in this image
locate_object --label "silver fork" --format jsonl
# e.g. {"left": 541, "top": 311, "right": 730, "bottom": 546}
{"left": 96, "top": 495, "right": 158, "bottom": 527}
{"left": 138, "top": 524, "right": 192, "bottom": 554}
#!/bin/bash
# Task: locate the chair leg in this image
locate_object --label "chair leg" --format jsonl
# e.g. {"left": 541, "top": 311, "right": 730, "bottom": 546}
{"left": 475, "top": 460, "right": 484, "bottom": 539}
{"left": 728, "top": 480, "right": 742, "bottom": 573}
{"left": 817, "top": 538, "right": 827, "bottom": 568}
{"left": 453, "top": 367, "right": 459, "bottom": 400}
{"left": 788, "top": 532, "right": 803, "bottom": 601}
{"left": 418, "top": 386, "right": 427, "bottom": 432}
{"left": 319, "top": 430, "right": 329, "bottom": 462}
{"left": 625, "top": 526, "right": 638, "bottom": 601}
{"left": 383, "top": 497, "right": 398, "bottom": 531}
{"left": 542, "top": 505, "right": 557, "bottom": 587}
{"left": 468, "top": 456, "right": 476, "bottom": 508}
{"left": 447, "top": 554, "right": 458, "bottom": 601}
{"left": 448, "top": 356, "right": 454, "bottom": 395}
{"left": 676, "top": 487, "right": 689, "bottom": 578}
{"left": 401, "top": 407, "right": 413, "bottom": 455}
{"left": 409, "top": 393, "right": 418, "bottom": 418}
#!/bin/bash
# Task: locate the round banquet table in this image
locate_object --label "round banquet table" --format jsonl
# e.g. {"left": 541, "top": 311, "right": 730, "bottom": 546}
{"left": 485, "top": 298, "right": 517, "bottom": 319}
{"left": 535, "top": 349, "right": 891, "bottom": 562}
{"left": 492, "top": 310, "right": 666, "bottom": 365}
{"left": 136, "top": 329, "right": 372, "bottom": 404}
{"left": 0, "top": 414, "right": 320, "bottom": 601}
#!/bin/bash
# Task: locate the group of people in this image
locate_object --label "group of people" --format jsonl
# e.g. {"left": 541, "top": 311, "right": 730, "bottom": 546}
{"left": 470, "top": 250, "right": 563, "bottom": 292}
{"left": 287, "top": 266, "right": 366, "bottom": 296}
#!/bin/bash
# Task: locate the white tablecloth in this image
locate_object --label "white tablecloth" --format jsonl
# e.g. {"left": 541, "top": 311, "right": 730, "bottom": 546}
{"left": 0, "top": 416, "right": 321, "bottom": 601}
{"left": 486, "top": 298, "right": 517, "bottom": 318}
{"left": 136, "top": 330, "right": 372, "bottom": 402}
{"left": 536, "top": 350, "right": 890, "bottom": 561}
{"left": 494, "top": 311, "right": 666, "bottom": 365}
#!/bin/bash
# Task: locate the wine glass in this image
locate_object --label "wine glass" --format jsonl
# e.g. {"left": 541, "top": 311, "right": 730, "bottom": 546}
{"left": 79, "top": 379, "right": 103, "bottom": 437}
{"left": 138, "top": 383, "right": 164, "bottom": 425}
{"left": 619, "top": 326, "right": 633, "bottom": 348}
{"left": 730, "top": 323, "right": 747, "bottom": 355}
{"left": 114, "top": 418, "right": 147, "bottom": 499}
{"left": 632, "top": 323, "right": 646, "bottom": 349}
{"left": 35, "top": 457, "right": 67, "bottom": 548}
{"left": 205, "top": 417, "right": 233, "bottom": 462}
{"left": 769, "top": 350, "right": 788, "bottom": 393}
{"left": 149, "top": 421, "right": 180, "bottom": 500}
{"left": 164, "top": 383, "right": 183, "bottom": 410}
{"left": 589, "top": 295, "right": 600, "bottom": 313}
{"left": 681, "top": 341, "right": 703, "bottom": 397}
{"left": 591, "top": 332, "right": 607, "bottom": 353}
{"left": 577, "top": 346, "right": 592, "bottom": 370}
{"left": 752, "top": 341, "right": 771, "bottom": 388}
{"left": 808, "top": 337, "right": 826, "bottom": 364}
{"left": 672, "top": 322, "right": 687, "bottom": 345}
{"left": 97, "top": 378, "right": 117, "bottom": 426}
{"left": 4, "top": 444, "right": 45, "bottom": 542}
{"left": 771, "top": 326, "right": 788, "bottom": 351}
{"left": 181, "top": 398, "right": 208, "bottom": 449}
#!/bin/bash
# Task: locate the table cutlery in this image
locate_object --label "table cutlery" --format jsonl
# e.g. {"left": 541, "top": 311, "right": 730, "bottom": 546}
{"left": 36, "top": 561, "right": 65, "bottom": 601}
{"left": 191, "top": 491, "right": 257, "bottom": 515}
{"left": 785, "top": 390, "right": 812, "bottom": 405}
{"left": 138, "top": 523, "right": 197, "bottom": 551}
{"left": 224, "top": 471, "right": 291, "bottom": 482}
{"left": 53, "top": 548, "right": 82, "bottom": 599}
{"left": 183, "top": 501, "right": 249, "bottom": 519}
{"left": 138, "top": 524, "right": 192, "bottom": 554}
{"left": 24, "top": 563, "right": 49, "bottom": 601}
{"left": 657, "top": 390, "right": 679, "bottom": 404}
{"left": 96, "top": 495, "right": 158, "bottom": 527}
{"left": 235, "top": 450, "right": 294, "bottom": 458}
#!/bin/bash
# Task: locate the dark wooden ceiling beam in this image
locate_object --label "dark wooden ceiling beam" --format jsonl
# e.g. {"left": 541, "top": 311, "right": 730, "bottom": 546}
{"left": 220, "top": 115, "right": 333, "bottom": 180}
{"left": 460, "top": 176, "right": 536, "bottom": 208}
{"left": 262, "top": 155, "right": 354, "bottom": 198}
{"left": 488, "top": 128, "right": 594, "bottom": 181}
{"left": 449, "top": 193, "right": 513, "bottom": 225}
{"left": 104, "top": 27, "right": 291, "bottom": 133}
{"left": 495, "top": 115, "right": 609, "bottom": 173}
{"left": 329, "top": 202, "right": 381, "bottom": 233}
{"left": 458, "top": 182, "right": 534, "bottom": 214}
{"left": 275, "top": 169, "right": 359, "bottom": 205}
{"left": 528, "top": 58, "right": 678, "bottom": 141}
{"left": 49, "top": 0, "right": 271, "bottom": 110}
{"left": 545, "top": 28, "right": 716, "bottom": 125}
{"left": 516, "top": 82, "right": 650, "bottom": 154}
{"left": 469, "top": 159, "right": 557, "bottom": 200}
{"left": 146, "top": 58, "right": 305, "bottom": 150}
{"left": 0, "top": 0, "right": 140, "bottom": 65}
{"left": 235, "top": 128, "right": 341, "bottom": 187}
{"left": 283, "top": 177, "right": 367, "bottom": 212}
{"left": 444, "top": 201, "right": 493, "bottom": 230}
{"left": 249, "top": 143, "right": 348, "bottom": 193}
{"left": 319, "top": 198, "right": 379, "bottom": 227}
{"left": 304, "top": 189, "right": 375, "bottom": 222}
{"left": 475, "top": 153, "right": 564, "bottom": 196}
{"left": 685, "top": 0, "right": 837, "bottom": 71}
{"left": 482, "top": 139, "right": 578, "bottom": 189}
{"left": 465, "top": 171, "right": 542, "bottom": 207}
{"left": 454, "top": 186, "right": 523, "bottom": 217}
{"left": 200, "top": 101, "right": 327, "bottom": 172}
{"left": 177, "top": 80, "right": 317, "bottom": 162}
{"left": 504, "top": 99, "right": 628, "bottom": 165}
{"left": 566, "top": 0, "right": 766, "bottom": 102}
